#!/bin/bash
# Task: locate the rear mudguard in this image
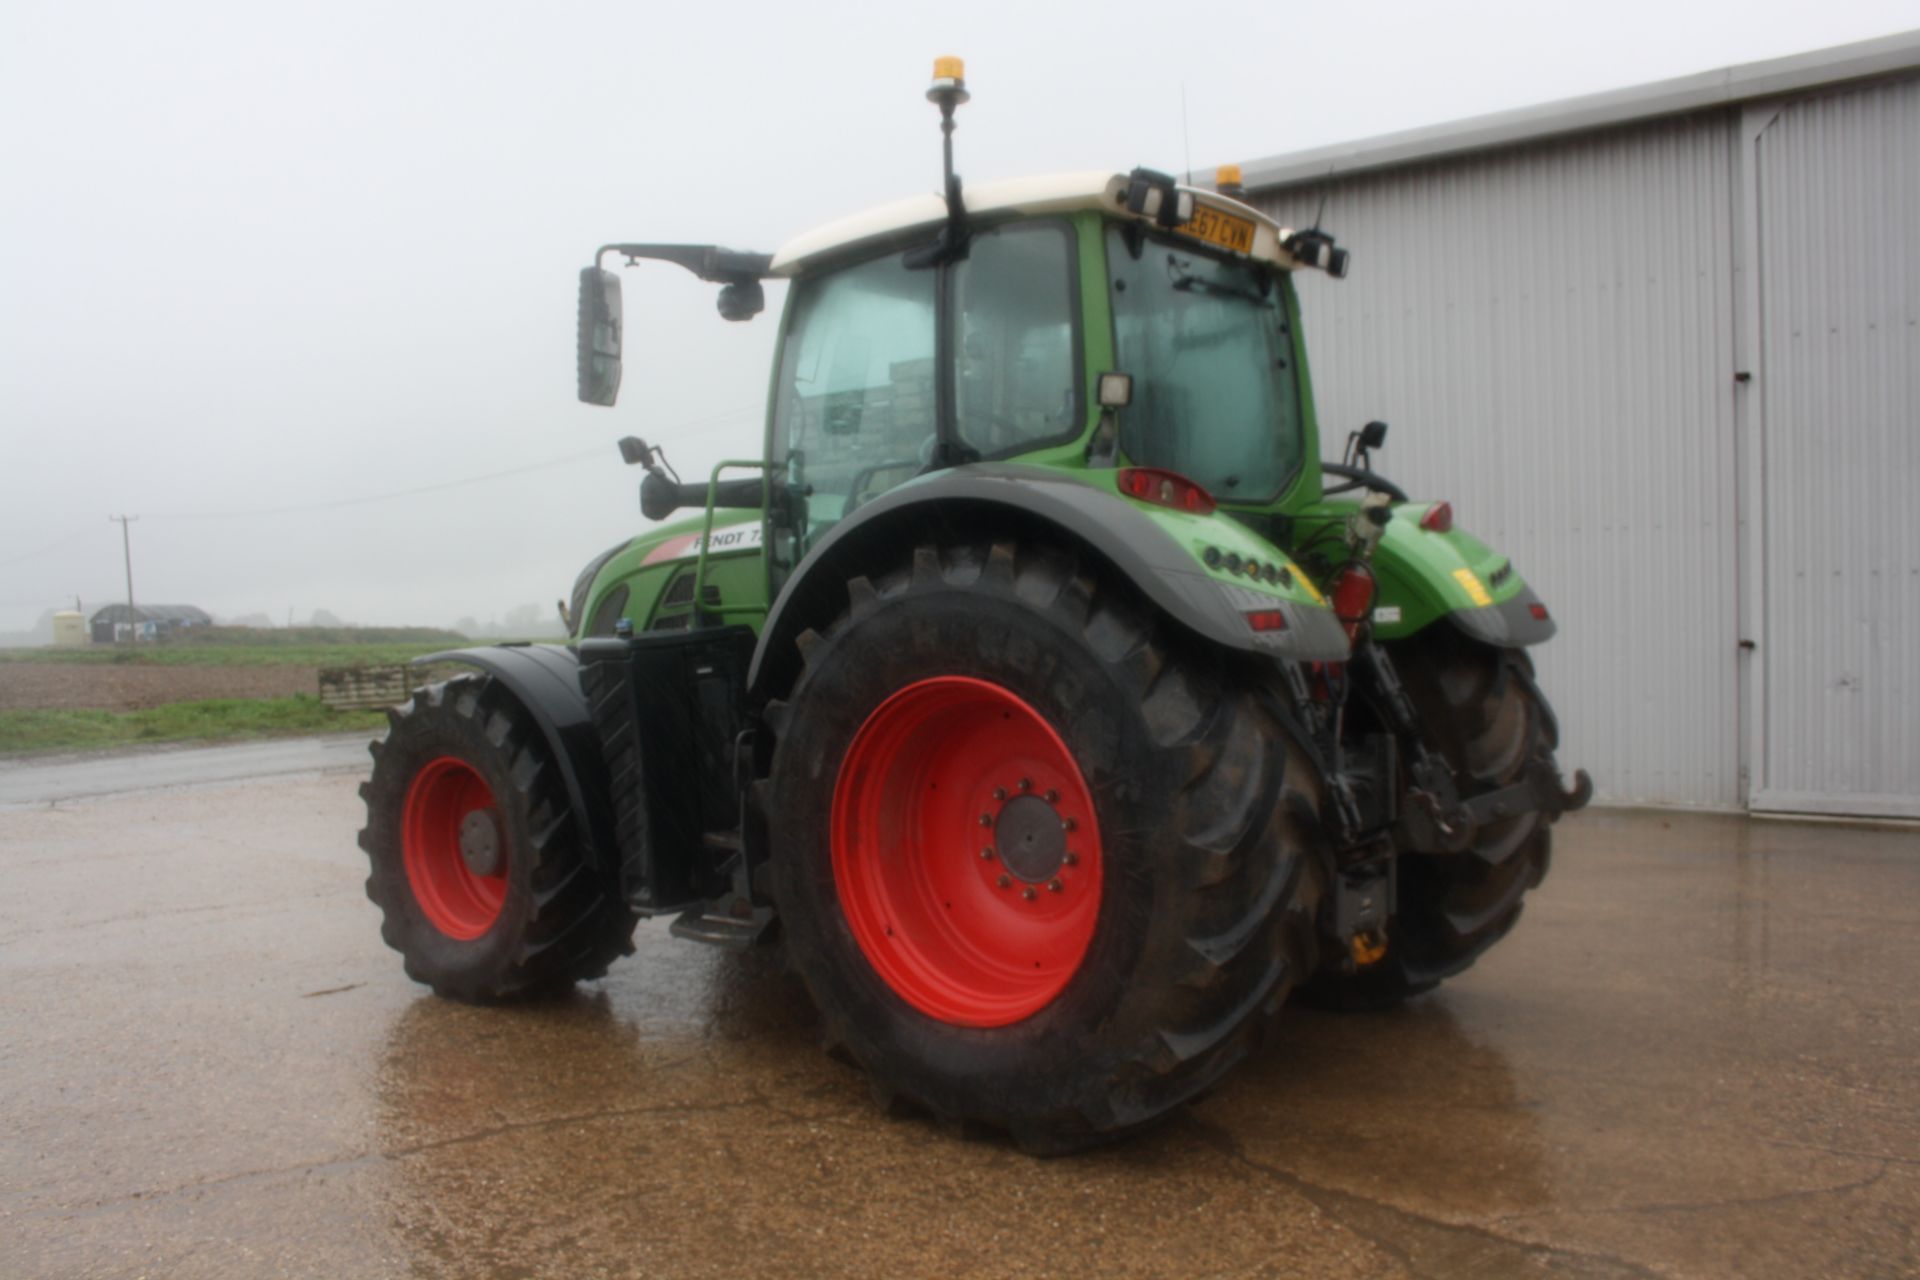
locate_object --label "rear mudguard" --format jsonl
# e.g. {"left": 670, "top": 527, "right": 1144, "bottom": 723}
{"left": 411, "top": 644, "right": 618, "bottom": 872}
{"left": 1316, "top": 503, "right": 1557, "bottom": 648}
{"left": 748, "top": 462, "right": 1352, "bottom": 699}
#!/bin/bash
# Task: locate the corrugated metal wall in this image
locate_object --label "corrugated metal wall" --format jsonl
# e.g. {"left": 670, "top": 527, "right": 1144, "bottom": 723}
{"left": 1254, "top": 116, "right": 1743, "bottom": 808}
{"left": 1752, "top": 77, "right": 1920, "bottom": 818}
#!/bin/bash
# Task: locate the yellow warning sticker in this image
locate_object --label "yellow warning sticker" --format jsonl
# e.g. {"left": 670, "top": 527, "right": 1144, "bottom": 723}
{"left": 1295, "top": 566, "right": 1324, "bottom": 606}
{"left": 1452, "top": 567, "right": 1494, "bottom": 607}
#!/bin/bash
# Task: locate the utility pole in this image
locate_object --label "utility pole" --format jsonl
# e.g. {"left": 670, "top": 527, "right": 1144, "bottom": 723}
{"left": 108, "top": 514, "right": 137, "bottom": 642}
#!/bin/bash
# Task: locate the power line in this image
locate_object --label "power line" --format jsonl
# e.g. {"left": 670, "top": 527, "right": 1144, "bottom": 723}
{"left": 0, "top": 524, "right": 100, "bottom": 570}
{"left": 145, "top": 406, "right": 764, "bottom": 521}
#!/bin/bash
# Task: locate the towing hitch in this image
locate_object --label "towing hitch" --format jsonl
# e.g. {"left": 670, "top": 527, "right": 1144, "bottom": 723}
{"left": 1400, "top": 759, "right": 1592, "bottom": 856}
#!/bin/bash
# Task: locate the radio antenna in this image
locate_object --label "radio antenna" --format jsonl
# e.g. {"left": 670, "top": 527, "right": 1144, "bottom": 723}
{"left": 1309, "top": 163, "right": 1334, "bottom": 232}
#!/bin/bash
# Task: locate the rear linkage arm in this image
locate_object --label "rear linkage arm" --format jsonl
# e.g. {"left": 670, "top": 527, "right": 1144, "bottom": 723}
{"left": 1351, "top": 642, "right": 1592, "bottom": 857}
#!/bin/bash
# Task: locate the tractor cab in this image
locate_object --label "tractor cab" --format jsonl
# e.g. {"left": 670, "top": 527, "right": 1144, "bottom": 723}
{"left": 576, "top": 158, "right": 1354, "bottom": 617}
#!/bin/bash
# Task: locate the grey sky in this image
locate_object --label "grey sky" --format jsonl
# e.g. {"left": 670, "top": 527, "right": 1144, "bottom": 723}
{"left": 4, "top": 0, "right": 1915, "bottom": 631}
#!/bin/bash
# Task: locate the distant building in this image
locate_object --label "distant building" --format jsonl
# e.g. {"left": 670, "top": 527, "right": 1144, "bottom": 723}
{"left": 51, "top": 611, "right": 86, "bottom": 646}
{"left": 89, "top": 603, "right": 213, "bottom": 644}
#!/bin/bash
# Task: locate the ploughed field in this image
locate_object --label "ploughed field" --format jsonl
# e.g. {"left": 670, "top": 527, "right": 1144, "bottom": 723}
{"left": 0, "top": 661, "right": 320, "bottom": 712}
{"left": 0, "top": 631, "right": 466, "bottom": 754}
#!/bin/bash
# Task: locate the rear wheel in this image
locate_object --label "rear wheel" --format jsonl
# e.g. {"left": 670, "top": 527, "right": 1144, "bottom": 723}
{"left": 360, "top": 675, "right": 636, "bottom": 1001}
{"left": 766, "top": 541, "right": 1324, "bottom": 1151}
{"left": 1311, "top": 630, "right": 1558, "bottom": 1009}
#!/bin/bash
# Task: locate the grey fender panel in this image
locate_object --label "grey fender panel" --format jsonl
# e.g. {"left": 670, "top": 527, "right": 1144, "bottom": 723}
{"left": 749, "top": 464, "right": 1349, "bottom": 697}
{"left": 1446, "top": 586, "right": 1557, "bottom": 648}
{"left": 412, "top": 644, "right": 617, "bottom": 869}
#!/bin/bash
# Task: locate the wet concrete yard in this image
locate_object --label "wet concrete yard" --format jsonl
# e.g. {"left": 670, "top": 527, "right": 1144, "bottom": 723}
{"left": 2, "top": 749, "right": 1916, "bottom": 1278}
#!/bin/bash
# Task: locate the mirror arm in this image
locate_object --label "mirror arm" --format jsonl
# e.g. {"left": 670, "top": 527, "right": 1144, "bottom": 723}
{"left": 595, "top": 243, "right": 772, "bottom": 285}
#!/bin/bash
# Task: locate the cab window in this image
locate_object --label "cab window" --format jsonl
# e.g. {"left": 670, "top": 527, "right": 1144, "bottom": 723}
{"left": 952, "top": 221, "right": 1080, "bottom": 457}
{"left": 772, "top": 251, "right": 937, "bottom": 535}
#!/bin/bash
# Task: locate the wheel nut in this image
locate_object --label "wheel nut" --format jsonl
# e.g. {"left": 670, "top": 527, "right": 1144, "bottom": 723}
{"left": 992, "top": 787, "right": 1007, "bottom": 800}
{"left": 1043, "top": 789, "right": 1058, "bottom": 803}
{"left": 1022, "top": 886, "right": 1037, "bottom": 900}
{"left": 980, "top": 847, "right": 994, "bottom": 860}
{"left": 1064, "top": 852, "right": 1079, "bottom": 866}
{"left": 979, "top": 813, "right": 993, "bottom": 827}
{"left": 1064, "top": 817, "right": 1078, "bottom": 832}
{"left": 996, "top": 874, "right": 1011, "bottom": 889}
{"left": 1047, "top": 879, "right": 1063, "bottom": 894}
{"left": 1018, "top": 777, "right": 1032, "bottom": 791}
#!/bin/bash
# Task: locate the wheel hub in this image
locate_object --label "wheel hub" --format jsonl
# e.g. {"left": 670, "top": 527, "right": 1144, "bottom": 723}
{"left": 831, "top": 676, "right": 1104, "bottom": 1027}
{"left": 458, "top": 808, "right": 503, "bottom": 877}
{"left": 994, "top": 794, "right": 1065, "bottom": 882}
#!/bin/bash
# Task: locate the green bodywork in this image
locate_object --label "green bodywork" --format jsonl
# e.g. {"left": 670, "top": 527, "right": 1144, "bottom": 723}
{"left": 573, "top": 207, "right": 1536, "bottom": 650}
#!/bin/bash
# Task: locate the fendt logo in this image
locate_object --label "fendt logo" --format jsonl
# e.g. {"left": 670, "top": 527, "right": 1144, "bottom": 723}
{"left": 641, "top": 524, "right": 766, "bottom": 566}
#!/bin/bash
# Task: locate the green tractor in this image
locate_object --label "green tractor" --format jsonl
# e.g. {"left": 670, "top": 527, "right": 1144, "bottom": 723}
{"left": 360, "top": 59, "right": 1590, "bottom": 1151}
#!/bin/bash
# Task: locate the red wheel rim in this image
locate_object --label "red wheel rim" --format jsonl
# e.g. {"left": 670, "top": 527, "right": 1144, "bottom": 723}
{"left": 832, "top": 677, "right": 1104, "bottom": 1027}
{"left": 402, "top": 756, "right": 507, "bottom": 940}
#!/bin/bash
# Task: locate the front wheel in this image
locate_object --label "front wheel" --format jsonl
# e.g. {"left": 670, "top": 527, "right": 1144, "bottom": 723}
{"left": 359, "top": 675, "right": 636, "bottom": 1001}
{"left": 1310, "top": 630, "right": 1561, "bottom": 1009}
{"left": 766, "top": 541, "right": 1324, "bottom": 1151}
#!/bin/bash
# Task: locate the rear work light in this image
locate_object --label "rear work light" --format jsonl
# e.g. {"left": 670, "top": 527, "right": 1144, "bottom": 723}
{"left": 1118, "top": 467, "right": 1216, "bottom": 515}
{"left": 1329, "top": 561, "right": 1377, "bottom": 642}
{"left": 1420, "top": 501, "right": 1454, "bottom": 533}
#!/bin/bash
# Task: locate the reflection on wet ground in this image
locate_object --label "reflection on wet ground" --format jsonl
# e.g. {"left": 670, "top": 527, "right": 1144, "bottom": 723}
{"left": 2, "top": 780, "right": 1916, "bottom": 1278}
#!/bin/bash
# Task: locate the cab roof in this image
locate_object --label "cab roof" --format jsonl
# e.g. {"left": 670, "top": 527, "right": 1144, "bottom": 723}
{"left": 768, "top": 171, "right": 1301, "bottom": 276}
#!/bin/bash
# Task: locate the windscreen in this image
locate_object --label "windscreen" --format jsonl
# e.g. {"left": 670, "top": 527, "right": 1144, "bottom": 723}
{"left": 1105, "top": 225, "right": 1304, "bottom": 503}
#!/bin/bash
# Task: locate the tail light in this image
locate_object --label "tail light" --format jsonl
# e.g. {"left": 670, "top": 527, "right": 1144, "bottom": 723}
{"left": 1244, "top": 609, "right": 1288, "bottom": 633}
{"left": 1329, "top": 561, "right": 1376, "bottom": 642}
{"left": 1420, "top": 502, "right": 1454, "bottom": 533}
{"left": 1118, "top": 467, "right": 1216, "bottom": 515}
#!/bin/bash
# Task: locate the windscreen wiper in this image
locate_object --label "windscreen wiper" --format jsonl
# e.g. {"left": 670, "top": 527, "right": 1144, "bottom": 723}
{"left": 1167, "top": 265, "right": 1269, "bottom": 306}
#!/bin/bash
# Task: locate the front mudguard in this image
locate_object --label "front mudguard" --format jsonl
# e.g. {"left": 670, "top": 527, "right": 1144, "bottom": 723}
{"left": 409, "top": 645, "right": 618, "bottom": 873}
{"left": 1364, "top": 509, "right": 1557, "bottom": 647}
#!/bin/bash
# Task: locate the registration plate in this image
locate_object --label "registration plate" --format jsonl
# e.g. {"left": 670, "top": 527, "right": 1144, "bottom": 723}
{"left": 1184, "top": 204, "right": 1256, "bottom": 255}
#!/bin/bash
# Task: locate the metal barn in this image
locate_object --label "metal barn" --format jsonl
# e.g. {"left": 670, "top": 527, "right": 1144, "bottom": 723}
{"left": 1232, "top": 32, "right": 1920, "bottom": 818}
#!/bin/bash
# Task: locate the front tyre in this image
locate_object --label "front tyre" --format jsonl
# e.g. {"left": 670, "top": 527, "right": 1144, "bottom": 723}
{"left": 766, "top": 542, "right": 1323, "bottom": 1151}
{"left": 1313, "top": 630, "right": 1561, "bottom": 1009}
{"left": 359, "top": 675, "right": 635, "bottom": 1001}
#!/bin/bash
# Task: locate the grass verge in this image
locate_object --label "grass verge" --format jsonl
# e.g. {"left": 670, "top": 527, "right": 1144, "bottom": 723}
{"left": 0, "top": 695, "right": 385, "bottom": 757}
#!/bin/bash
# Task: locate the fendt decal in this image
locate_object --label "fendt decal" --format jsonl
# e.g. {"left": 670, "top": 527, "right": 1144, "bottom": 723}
{"left": 641, "top": 523, "right": 765, "bottom": 566}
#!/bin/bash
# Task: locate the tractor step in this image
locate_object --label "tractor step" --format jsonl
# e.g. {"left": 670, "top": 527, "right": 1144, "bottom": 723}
{"left": 669, "top": 897, "right": 772, "bottom": 950}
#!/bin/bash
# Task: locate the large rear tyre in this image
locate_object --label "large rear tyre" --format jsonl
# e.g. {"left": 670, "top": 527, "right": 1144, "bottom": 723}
{"left": 359, "top": 675, "right": 636, "bottom": 1002}
{"left": 766, "top": 541, "right": 1323, "bottom": 1152}
{"left": 1311, "top": 630, "right": 1559, "bottom": 1010}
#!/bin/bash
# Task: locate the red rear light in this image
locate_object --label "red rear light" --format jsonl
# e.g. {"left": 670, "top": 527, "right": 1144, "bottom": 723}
{"left": 1245, "top": 609, "right": 1288, "bottom": 633}
{"left": 1529, "top": 602, "right": 1549, "bottom": 621}
{"left": 1329, "top": 561, "right": 1376, "bottom": 641}
{"left": 1117, "top": 467, "right": 1216, "bottom": 515}
{"left": 1420, "top": 502, "right": 1454, "bottom": 533}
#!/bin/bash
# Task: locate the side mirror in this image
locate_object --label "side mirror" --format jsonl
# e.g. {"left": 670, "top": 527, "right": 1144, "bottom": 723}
{"left": 618, "top": 436, "right": 653, "bottom": 467}
{"left": 577, "top": 267, "right": 623, "bottom": 406}
{"left": 1360, "top": 420, "right": 1388, "bottom": 451}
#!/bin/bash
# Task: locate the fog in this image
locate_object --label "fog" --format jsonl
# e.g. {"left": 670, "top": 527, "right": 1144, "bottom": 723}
{"left": 3, "top": 0, "right": 1911, "bottom": 634}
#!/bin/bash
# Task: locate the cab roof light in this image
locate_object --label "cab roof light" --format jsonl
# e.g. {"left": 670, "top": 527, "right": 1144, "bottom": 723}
{"left": 1118, "top": 467, "right": 1216, "bottom": 515}
{"left": 1420, "top": 501, "right": 1454, "bottom": 533}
